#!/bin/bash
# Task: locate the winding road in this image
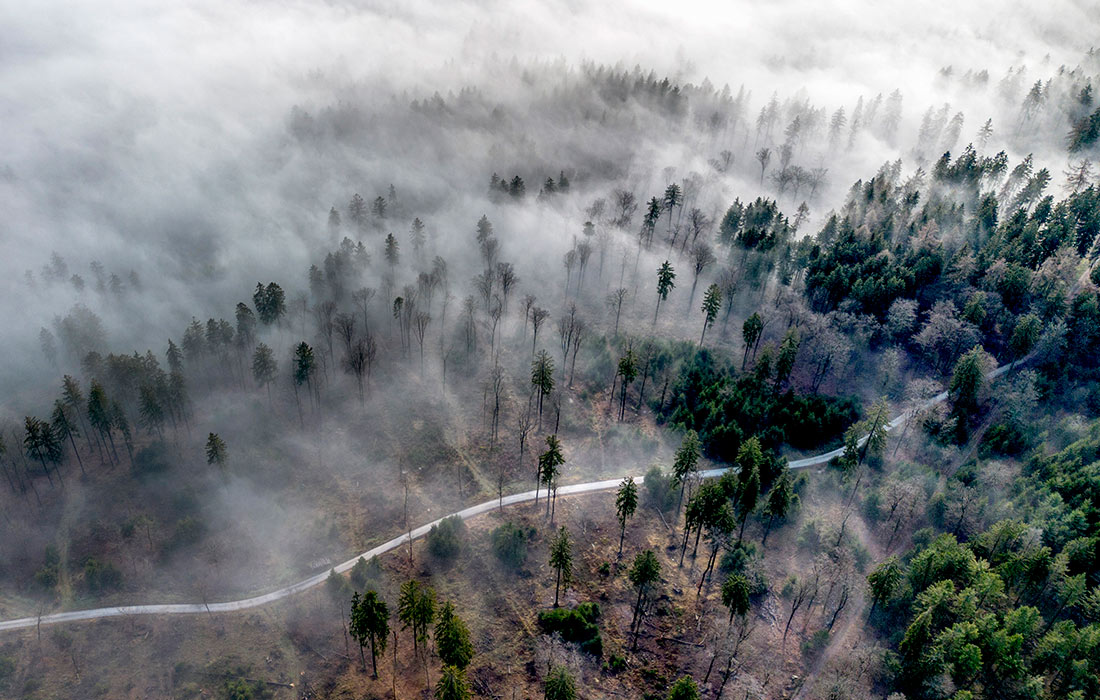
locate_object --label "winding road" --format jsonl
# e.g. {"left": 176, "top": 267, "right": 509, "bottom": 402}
{"left": 0, "top": 358, "right": 1024, "bottom": 633}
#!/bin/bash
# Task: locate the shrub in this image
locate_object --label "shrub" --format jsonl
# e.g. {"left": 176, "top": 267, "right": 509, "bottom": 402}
{"left": 979, "top": 421, "right": 1032, "bottom": 457}
{"left": 83, "top": 557, "right": 123, "bottom": 593}
{"left": 0, "top": 655, "right": 14, "bottom": 688}
{"left": 537, "top": 602, "right": 603, "bottom": 657}
{"left": 605, "top": 653, "right": 627, "bottom": 673}
{"left": 491, "top": 522, "right": 527, "bottom": 569}
{"left": 797, "top": 519, "right": 823, "bottom": 551}
{"left": 165, "top": 516, "right": 204, "bottom": 552}
{"left": 35, "top": 546, "right": 60, "bottom": 591}
{"left": 801, "top": 628, "right": 830, "bottom": 661}
{"left": 718, "top": 542, "right": 756, "bottom": 575}
{"left": 643, "top": 466, "right": 676, "bottom": 514}
{"left": 224, "top": 677, "right": 271, "bottom": 700}
{"left": 349, "top": 555, "right": 382, "bottom": 590}
{"left": 131, "top": 441, "right": 171, "bottom": 479}
{"left": 326, "top": 569, "right": 351, "bottom": 602}
{"left": 427, "top": 515, "right": 466, "bottom": 560}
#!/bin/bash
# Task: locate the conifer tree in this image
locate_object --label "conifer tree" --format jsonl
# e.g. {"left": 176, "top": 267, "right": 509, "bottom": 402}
{"left": 548, "top": 526, "right": 573, "bottom": 607}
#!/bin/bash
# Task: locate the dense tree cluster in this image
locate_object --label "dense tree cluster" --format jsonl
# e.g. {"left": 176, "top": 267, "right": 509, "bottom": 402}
{"left": 659, "top": 348, "right": 860, "bottom": 466}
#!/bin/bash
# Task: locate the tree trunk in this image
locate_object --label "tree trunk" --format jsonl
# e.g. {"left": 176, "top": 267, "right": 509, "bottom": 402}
{"left": 370, "top": 636, "right": 378, "bottom": 678}
{"left": 631, "top": 586, "right": 645, "bottom": 650}
{"left": 679, "top": 526, "right": 691, "bottom": 567}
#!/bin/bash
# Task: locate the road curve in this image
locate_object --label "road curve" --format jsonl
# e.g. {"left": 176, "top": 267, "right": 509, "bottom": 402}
{"left": 0, "top": 358, "right": 1024, "bottom": 633}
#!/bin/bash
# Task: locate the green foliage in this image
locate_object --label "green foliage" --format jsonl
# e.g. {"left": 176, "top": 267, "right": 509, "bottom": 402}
{"left": 538, "top": 434, "right": 566, "bottom": 492}
{"left": 700, "top": 284, "right": 722, "bottom": 340}
{"left": 531, "top": 350, "right": 556, "bottom": 397}
{"left": 35, "top": 545, "right": 60, "bottom": 591}
{"left": 805, "top": 219, "right": 942, "bottom": 317}
{"left": 949, "top": 347, "right": 987, "bottom": 419}
{"left": 427, "top": 515, "right": 467, "bottom": 560}
{"left": 491, "top": 522, "right": 528, "bottom": 569}
{"left": 1068, "top": 105, "right": 1100, "bottom": 151}
{"left": 979, "top": 420, "right": 1033, "bottom": 457}
{"left": 251, "top": 343, "right": 276, "bottom": 388}
{"left": 435, "top": 665, "right": 471, "bottom": 700}
{"left": 435, "top": 600, "right": 473, "bottom": 670}
{"left": 1010, "top": 313, "right": 1042, "bottom": 360}
{"left": 544, "top": 666, "right": 577, "bottom": 700}
{"left": 762, "top": 465, "right": 798, "bottom": 536}
{"left": 252, "top": 282, "right": 285, "bottom": 325}
{"left": 224, "top": 678, "right": 270, "bottom": 700}
{"left": 0, "top": 656, "right": 14, "bottom": 689}
{"left": 349, "top": 589, "right": 389, "bottom": 676}
{"left": 868, "top": 556, "right": 904, "bottom": 609}
{"left": 349, "top": 555, "right": 382, "bottom": 590}
{"left": 656, "top": 261, "right": 676, "bottom": 301}
{"left": 325, "top": 569, "right": 351, "bottom": 603}
{"left": 670, "top": 431, "right": 700, "bottom": 486}
{"left": 205, "top": 432, "right": 227, "bottom": 468}
{"left": 666, "top": 676, "right": 700, "bottom": 700}
{"left": 549, "top": 526, "right": 574, "bottom": 606}
{"left": 643, "top": 466, "right": 677, "bottom": 514}
{"left": 875, "top": 423, "right": 1100, "bottom": 699}
{"left": 164, "top": 516, "right": 203, "bottom": 552}
{"left": 83, "top": 557, "right": 123, "bottom": 593}
{"left": 721, "top": 572, "right": 751, "bottom": 621}
{"left": 292, "top": 342, "right": 315, "bottom": 387}
{"left": 629, "top": 550, "right": 661, "bottom": 592}
{"left": 800, "top": 628, "right": 830, "bottom": 661}
{"left": 398, "top": 579, "right": 436, "bottom": 651}
{"left": 537, "top": 602, "right": 603, "bottom": 657}
{"left": 605, "top": 653, "right": 627, "bottom": 673}
{"left": 658, "top": 349, "right": 859, "bottom": 468}
{"left": 616, "top": 476, "right": 639, "bottom": 555}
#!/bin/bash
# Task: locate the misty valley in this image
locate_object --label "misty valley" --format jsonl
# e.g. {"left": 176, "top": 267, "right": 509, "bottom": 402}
{"left": 1, "top": 2, "right": 1099, "bottom": 699}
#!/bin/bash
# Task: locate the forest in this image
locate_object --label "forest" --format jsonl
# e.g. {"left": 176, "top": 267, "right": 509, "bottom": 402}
{"left": 1, "top": 2, "right": 1099, "bottom": 699}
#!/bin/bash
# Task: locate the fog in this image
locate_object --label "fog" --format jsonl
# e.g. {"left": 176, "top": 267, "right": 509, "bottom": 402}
{"left": 3, "top": 2, "right": 1095, "bottom": 384}
{"left": 0, "top": 0, "right": 1097, "bottom": 614}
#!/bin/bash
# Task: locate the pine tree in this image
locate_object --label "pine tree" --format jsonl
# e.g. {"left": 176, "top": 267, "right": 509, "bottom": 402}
{"left": 251, "top": 342, "right": 277, "bottom": 400}
{"left": 616, "top": 477, "right": 638, "bottom": 557}
{"left": 616, "top": 348, "right": 638, "bottom": 420}
{"left": 666, "top": 676, "right": 700, "bottom": 700}
{"left": 548, "top": 526, "right": 573, "bottom": 607}
{"left": 539, "top": 435, "right": 565, "bottom": 519}
{"left": 51, "top": 401, "right": 84, "bottom": 474}
{"left": 671, "top": 431, "right": 700, "bottom": 514}
{"left": 398, "top": 579, "right": 436, "bottom": 657}
{"left": 530, "top": 350, "right": 555, "bottom": 431}
{"left": 544, "top": 666, "right": 577, "bottom": 700}
{"left": 205, "top": 433, "right": 227, "bottom": 469}
{"left": 741, "top": 313, "right": 763, "bottom": 369}
{"left": 350, "top": 590, "right": 390, "bottom": 677}
{"left": 434, "top": 601, "right": 473, "bottom": 670}
{"left": 434, "top": 665, "right": 471, "bottom": 700}
{"left": 410, "top": 217, "right": 427, "bottom": 254}
{"left": 663, "top": 183, "right": 682, "bottom": 239}
{"left": 654, "top": 261, "right": 676, "bottom": 324}
{"left": 761, "top": 465, "right": 796, "bottom": 545}
{"left": 721, "top": 573, "right": 751, "bottom": 623}
{"left": 628, "top": 549, "right": 661, "bottom": 650}
{"left": 700, "top": 284, "right": 722, "bottom": 345}
{"left": 734, "top": 438, "right": 762, "bottom": 544}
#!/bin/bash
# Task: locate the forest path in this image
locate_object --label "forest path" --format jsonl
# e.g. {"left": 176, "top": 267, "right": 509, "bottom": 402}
{"left": 0, "top": 357, "right": 1025, "bottom": 633}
